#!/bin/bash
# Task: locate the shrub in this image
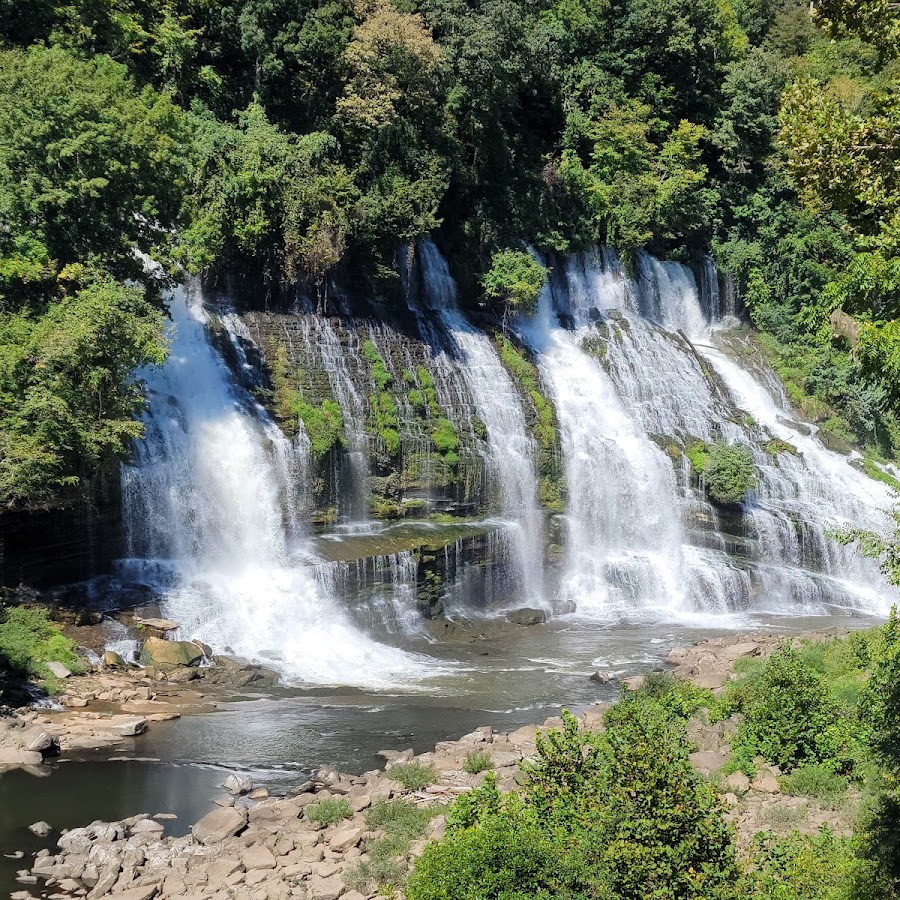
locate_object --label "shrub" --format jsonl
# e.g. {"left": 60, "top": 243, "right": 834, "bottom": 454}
{"left": 742, "top": 828, "right": 856, "bottom": 899}
{"left": 462, "top": 750, "right": 493, "bottom": 775}
{"left": 408, "top": 707, "right": 740, "bottom": 900}
{"left": 482, "top": 249, "right": 547, "bottom": 317}
{"left": 0, "top": 606, "right": 84, "bottom": 682}
{"left": 725, "top": 646, "right": 858, "bottom": 773}
{"left": 390, "top": 762, "right": 438, "bottom": 791}
{"left": 633, "top": 671, "right": 715, "bottom": 720}
{"left": 345, "top": 801, "right": 437, "bottom": 893}
{"left": 780, "top": 764, "right": 848, "bottom": 806}
{"left": 305, "top": 797, "right": 352, "bottom": 825}
{"left": 702, "top": 442, "right": 756, "bottom": 505}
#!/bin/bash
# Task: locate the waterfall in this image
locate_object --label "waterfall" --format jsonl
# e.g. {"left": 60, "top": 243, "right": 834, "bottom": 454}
{"left": 520, "top": 247, "right": 896, "bottom": 619}
{"left": 119, "top": 284, "right": 431, "bottom": 688}
{"left": 416, "top": 240, "right": 547, "bottom": 607}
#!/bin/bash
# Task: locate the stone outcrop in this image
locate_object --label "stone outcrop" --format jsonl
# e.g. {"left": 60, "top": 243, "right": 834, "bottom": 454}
{"left": 140, "top": 638, "right": 205, "bottom": 668}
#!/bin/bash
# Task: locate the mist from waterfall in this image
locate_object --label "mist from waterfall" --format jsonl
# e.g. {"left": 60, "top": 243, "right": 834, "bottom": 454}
{"left": 120, "top": 285, "right": 433, "bottom": 688}
{"left": 520, "top": 247, "right": 896, "bottom": 620}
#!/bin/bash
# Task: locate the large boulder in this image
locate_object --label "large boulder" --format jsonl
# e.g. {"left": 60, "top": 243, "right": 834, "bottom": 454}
{"left": 140, "top": 637, "right": 204, "bottom": 668}
{"left": 506, "top": 607, "right": 547, "bottom": 626}
{"left": 192, "top": 805, "right": 248, "bottom": 845}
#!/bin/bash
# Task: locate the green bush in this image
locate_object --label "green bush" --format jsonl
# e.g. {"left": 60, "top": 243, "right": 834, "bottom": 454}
{"left": 742, "top": 828, "right": 856, "bottom": 899}
{"left": 390, "top": 762, "right": 438, "bottom": 791}
{"left": 482, "top": 249, "right": 547, "bottom": 317}
{"left": 462, "top": 750, "right": 493, "bottom": 775}
{"left": 723, "top": 646, "right": 859, "bottom": 774}
{"left": 702, "top": 442, "right": 756, "bottom": 505}
{"left": 632, "top": 671, "right": 715, "bottom": 720}
{"left": 408, "top": 707, "right": 740, "bottom": 900}
{"left": 305, "top": 797, "right": 353, "bottom": 825}
{"left": 0, "top": 606, "right": 84, "bottom": 682}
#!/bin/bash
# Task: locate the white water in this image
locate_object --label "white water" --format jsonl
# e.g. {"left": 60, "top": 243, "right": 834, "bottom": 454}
{"left": 120, "top": 285, "right": 433, "bottom": 689}
{"left": 417, "top": 240, "right": 547, "bottom": 607}
{"left": 520, "top": 247, "right": 896, "bottom": 620}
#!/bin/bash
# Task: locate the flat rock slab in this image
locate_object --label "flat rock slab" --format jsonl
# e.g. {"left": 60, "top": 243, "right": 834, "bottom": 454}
{"left": 241, "top": 844, "right": 276, "bottom": 870}
{"left": 46, "top": 661, "right": 72, "bottom": 679}
{"left": 688, "top": 750, "right": 729, "bottom": 775}
{"left": 192, "top": 805, "right": 248, "bottom": 845}
{"left": 135, "top": 618, "right": 180, "bottom": 631}
{"left": 308, "top": 874, "right": 345, "bottom": 900}
{"left": 106, "top": 885, "right": 158, "bottom": 900}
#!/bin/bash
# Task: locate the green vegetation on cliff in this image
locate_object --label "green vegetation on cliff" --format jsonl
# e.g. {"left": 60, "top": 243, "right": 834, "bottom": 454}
{"left": 686, "top": 441, "right": 756, "bottom": 505}
{"left": 497, "top": 335, "right": 563, "bottom": 511}
{"left": 271, "top": 346, "right": 346, "bottom": 458}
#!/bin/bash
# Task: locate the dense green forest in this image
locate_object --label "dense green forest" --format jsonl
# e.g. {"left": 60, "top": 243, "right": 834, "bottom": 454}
{"left": 0, "top": 0, "right": 898, "bottom": 507}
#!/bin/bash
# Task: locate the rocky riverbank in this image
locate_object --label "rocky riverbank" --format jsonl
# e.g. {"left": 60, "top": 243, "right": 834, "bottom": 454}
{"left": 0, "top": 630, "right": 280, "bottom": 772}
{"left": 2, "top": 624, "right": 866, "bottom": 900}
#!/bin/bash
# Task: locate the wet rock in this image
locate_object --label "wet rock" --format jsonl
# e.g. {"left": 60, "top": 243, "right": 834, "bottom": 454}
{"left": 134, "top": 618, "right": 180, "bottom": 633}
{"left": 589, "top": 671, "right": 611, "bottom": 684}
{"left": 28, "top": 821, "right": 51, "bottom": 837}
{"left": 113, "top": 716, "right": 148, "bottom": 737}
{"left": 140, "top": 637, "right": 204, "bottom": 668}
{"left": 102, "top": 650, "right": 127, "bottom": 667}
{"left": 191, "top": 805, "right": 248, "bottom": 845}
{"left": 224, "top": 773, "right": 254, "bottom": 795}
{"left": 505, "top": 607, "right": 547, "bottom": 626}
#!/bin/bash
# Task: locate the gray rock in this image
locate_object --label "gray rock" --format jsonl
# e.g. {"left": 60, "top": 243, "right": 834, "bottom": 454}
{"left": 589, "top": 671, "right": 611, "bottom": 684}
{"left": 241, "top": 844, "right": 277, "bottom": 871}
{"left": 22, "top": 729, "right": 56, "bottom": 754}
{"left": 688, "top": 750, "right": 728, "bottom": 775}
{"left": 724, "top": 771, "right": 751, "bottom": 794}
{"left": 191, "top": 805, "right": 248, "bottom": 845}
{"left": 45, "top": 661, "right": 72, "bottom": 679}
{"left": 752, "top": 767, "right": 781, "bottom": 794}
{"left": 505, "top": 607, "right": 547, "bottom": 626}
{"left": 223, "top": 772, "right": 253, "bottom": 795}
{"left": 113, "top": 716, "right": 148, "bottom": 737}
{"left": 308, "top": 873, "right": 345, "bottom": 900}
{"left": 0, "top": 748, "right": 44, "bottom": 767}
{"left": 28, "top": 821, "right": 51, "bottom": 837}
{"left": 328, "top": 825, "right": 362, "bottom": 852}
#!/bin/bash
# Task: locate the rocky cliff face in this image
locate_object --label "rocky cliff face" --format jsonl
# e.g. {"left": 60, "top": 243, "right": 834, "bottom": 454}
{"left": 0, "top": 473, "right": 122, "bottom": 589}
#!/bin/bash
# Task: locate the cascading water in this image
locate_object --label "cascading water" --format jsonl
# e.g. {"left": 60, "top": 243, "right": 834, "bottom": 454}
{"left": 416, "top": 240, "right": 547, "bottom": 607}
{"left": 521, "top": 247, "right": 897, "bottom": 619}
{"left": 119, "top": 284, "right": 432, "bottom": 688}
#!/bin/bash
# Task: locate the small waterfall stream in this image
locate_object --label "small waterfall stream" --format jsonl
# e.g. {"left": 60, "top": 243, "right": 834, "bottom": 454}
{"left": 120, "top": 285, "right": 430, "bottom": 688}
{"left": 417, "top": 240, "right": 547, "bottom": 607}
